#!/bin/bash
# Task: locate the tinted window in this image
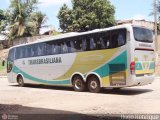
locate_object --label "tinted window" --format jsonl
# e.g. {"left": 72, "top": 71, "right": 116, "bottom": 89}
{"left": 111, "top": 29, "right": 126, "bottom": 48}
{"left": 133, "top": 27, "right": 153, "bottom": 43}
{"left": 100, "top": 31, "right": 111, "bottom": 48}
{"left": 15, "top": 47, "right": 26, "bottom": 59}
{"left": 13, "top": 28, "right": 127, "bottom": 59}
{"left": 8, "top": 48, "right": 15, "bottom": 61}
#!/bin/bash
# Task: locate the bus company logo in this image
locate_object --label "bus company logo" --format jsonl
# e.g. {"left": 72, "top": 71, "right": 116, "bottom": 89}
{"left": 142, "top": 62, "right": 149, "bottom": 69}
{"left": 2, "top": 114, "right": 8, "bottom": 120}
{"left": 28, "top": 57, "right": 62, "bottom": 65}
{"left": 139, "top": 44, "right": 151, "bottom": 48}
{"left": 143, "top": 55, "right": 149, "bottom": 61}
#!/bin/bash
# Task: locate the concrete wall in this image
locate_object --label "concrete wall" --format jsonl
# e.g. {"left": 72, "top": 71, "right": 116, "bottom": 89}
{"left": 117, "top": 20, "right": 154, "bottom": 30}
{"left": 12, "top": 35, "right": 51, "bottom": 46}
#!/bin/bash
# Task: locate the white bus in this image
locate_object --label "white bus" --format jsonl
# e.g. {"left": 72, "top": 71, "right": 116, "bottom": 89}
{"left": 7, "top": 24, "right": 155, "bottom": 93}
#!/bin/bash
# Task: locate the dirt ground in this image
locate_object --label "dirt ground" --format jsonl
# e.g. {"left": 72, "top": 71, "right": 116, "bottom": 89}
{"left": 0, "top": 77, "right": 160, "bottom": 120}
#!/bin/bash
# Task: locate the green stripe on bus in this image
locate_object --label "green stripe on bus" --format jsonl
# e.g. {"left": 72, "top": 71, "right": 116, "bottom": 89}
{"left": 12, "top": 66, "right": 71, "bottom": 85}
{"left": 149, "top": 62, "right": 155, "bottom": 69}
{"left": 135, "top": 62, "right": 143, "bottom": 70}
{"left": 94, "top": 50, "right": 127, "bottom": 77}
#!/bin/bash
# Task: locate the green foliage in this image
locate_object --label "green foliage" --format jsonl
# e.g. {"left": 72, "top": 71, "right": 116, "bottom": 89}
{"left": 0, "top": 61, "right": 7, "bottom": 76}
{"left": 5, "top": 0, "right": 46, "bottom": 39}
{"left": 52, "top": 31, "right": 61, "bottom": 36}
{"left": 0, "top": 61, "right": 6, "bottom": 71}
{"left": 58, "top": 0, "right": 116, "bottom": 32}
{"left": 57, "top": 4, "right": 73, "bottom": 32}
{"left": 0, "top": 9, "right": 6, "bottom": 32}
{"left": 28, "top": 11, "right": 47, "bottom": 35}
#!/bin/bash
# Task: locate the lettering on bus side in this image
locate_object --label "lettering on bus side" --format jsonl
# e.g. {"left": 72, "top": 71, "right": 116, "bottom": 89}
{"left": 139, "top": 44, "right": 151, "bottom": 48}
{"left": 28, "top": 57, "right": 62, "bottom": 65}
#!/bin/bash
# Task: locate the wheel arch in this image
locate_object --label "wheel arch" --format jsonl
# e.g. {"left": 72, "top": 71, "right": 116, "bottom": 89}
{"left": 16, "top": 73, "right": 24, "bottom": 83}
{"left": 85, "top": 72, "right": 102, "bottom": 87}
{"left": 70, "top": 72, "right": 85, "bottom": 85}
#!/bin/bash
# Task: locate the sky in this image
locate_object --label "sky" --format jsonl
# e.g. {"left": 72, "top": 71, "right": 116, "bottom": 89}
{"left": 0, "top": 0, "right": 155, "bottom": 33}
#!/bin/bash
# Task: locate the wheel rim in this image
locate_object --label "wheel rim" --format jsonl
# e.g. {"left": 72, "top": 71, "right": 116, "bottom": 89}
{"left": 90, "top": 81, "right": 98, "bottom": 89}
{"left": 75, "top": 79, "right": 83, "bottom": 90}
{"left": 18, "top": 78, "right": 23, "bottom": 85}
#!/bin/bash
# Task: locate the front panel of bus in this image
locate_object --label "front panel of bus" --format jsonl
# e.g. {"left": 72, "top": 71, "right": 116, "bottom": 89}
{"left": 7, "top": 48, "right": 16, "bottom": 83}
{"left": 130, "top": 26, "right": 155, "bottom": 86}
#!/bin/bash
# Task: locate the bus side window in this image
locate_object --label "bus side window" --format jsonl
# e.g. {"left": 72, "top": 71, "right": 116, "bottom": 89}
{"left": 111, "top": 30, "right": 118, "bottom": 48}
{"left": 118, "top": 29, "right": 126, "bottom": 46}
{"left": 82, "top": 38, "right": 87, "bottom": 51}
{"left": 111, "top": 29, "right": 126, "bottom": 48}
{"left": 70, "top": 40, "right": 75, "bottom": 53}
{"left": 99, "top": 37, "right": 105, "bottom": 49}
{"left": 25, "top": 46, "right": 28, "bottom": 58}
{"left": 54, "top": 43, "right": 61, "bottom": 54}
{"left": 27, "top": 46, "right": 31, "bottom": 57}
{"left": 66, "top": 41, "right": 71, "bottom": 53}
{"left": 46, "top": 42, "right": 52, "bottom": 55}
{"left": 95, "top": 34, "right": 105, "bottom": 50}
{"left": 51, "top": 44, "right": 55, "bottom": 55}
{"left": 75, "top": 37, "right": 82, "bottom": 52}
{"left": 63, "top": 42, "right": 68, "bottom": 53}
{"left": 37, "top": 44, "right": 42, "bottom": 56}
{"left": 101, "top": 31, "right": 110, "bottom": 49}
{"left": 15, "top": 47, "right": 24, "bottom": 59}
{"left": 90, "top": 37, "right": 95, "bottom": 50}
{"left": 34, "top": 44, "right": 38, "bottom": 57}
{"left": 31, "top": 45, "right": 35, "bottom": 57}
{"left": 15, "top": 47, "right": 20, "bottom": 59}
{"left": 117, "top": 34, "right": 124, "bottom": 46}
{"left": 60, "top": 42, "right": 68, "bottom": 54}
{"left": 8, "top": 48, "right": 15, "bottom": 62}
{"left": 53, "top": 43, "right": 58, "bottom": 54}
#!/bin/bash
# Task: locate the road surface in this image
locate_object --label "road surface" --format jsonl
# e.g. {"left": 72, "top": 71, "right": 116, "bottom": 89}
{"left": 0, "top": 77, "right": 160, "bottom": 120}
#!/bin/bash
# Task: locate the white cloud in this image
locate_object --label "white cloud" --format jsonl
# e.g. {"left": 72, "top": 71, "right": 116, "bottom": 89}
{"left": 39, "top": 0, "right": 71, "bottom": 7}
{"left": 132, "top": 14, "right": 146, "bottom": 20}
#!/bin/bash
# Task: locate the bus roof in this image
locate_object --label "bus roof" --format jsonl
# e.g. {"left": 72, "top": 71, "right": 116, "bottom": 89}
{"left": 9, "top": 24, "right": 134, "bottom": 49}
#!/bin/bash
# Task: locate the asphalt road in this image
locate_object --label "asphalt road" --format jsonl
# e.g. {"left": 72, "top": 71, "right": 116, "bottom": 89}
{"left": 0, "top": 77, "right": 160, "bottom": 120}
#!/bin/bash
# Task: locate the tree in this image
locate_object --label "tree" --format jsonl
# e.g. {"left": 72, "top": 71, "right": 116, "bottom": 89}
{"left": 58, "top": 0, "right": 116, "bottom": 32}
{"left": 0, "top": 9, "right": 6, "bottom": 32}
{"left": 57, "top": 4, "right": 73, "bottom": 32}
{"left": 6, "top": 0, "right": 46, "bottom": 39}
{"left": 29, "top": 11, "right": 47, "bottom": 35}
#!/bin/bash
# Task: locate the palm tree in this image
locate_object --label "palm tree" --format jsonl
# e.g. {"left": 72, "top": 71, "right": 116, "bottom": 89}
{"left": 6, "top": 0, "right": 41, "bottom": 39}
{"left": 29, "top": 11, "right": 47, "bottom": 35}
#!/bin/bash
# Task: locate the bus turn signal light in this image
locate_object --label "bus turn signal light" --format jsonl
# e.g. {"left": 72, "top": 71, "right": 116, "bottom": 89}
{"left": 130, "top": 62, "right": 135, "bottom": 74}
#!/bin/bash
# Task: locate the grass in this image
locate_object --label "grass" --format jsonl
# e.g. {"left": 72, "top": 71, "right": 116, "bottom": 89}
{"left": 0, "top": 61, "right": 7, "bottom": 76}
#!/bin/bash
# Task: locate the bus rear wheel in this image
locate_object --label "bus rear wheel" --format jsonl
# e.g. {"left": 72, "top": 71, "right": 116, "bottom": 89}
{"left": 87, "top": 76, "right": 101, "bottom": 93}
{"left": 72, "top": 75, "right": 86, "bottom": 92}
{"left": 17, "top": 75, "right": 25, "bottom": 87}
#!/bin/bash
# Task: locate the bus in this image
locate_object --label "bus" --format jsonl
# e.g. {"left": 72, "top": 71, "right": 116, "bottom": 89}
{"left": 7, "top": 24, "right": 155, "bottom": 93}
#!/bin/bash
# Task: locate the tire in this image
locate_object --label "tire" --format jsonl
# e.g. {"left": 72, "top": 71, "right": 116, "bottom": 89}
{"left": 112, "top": 88, "right": 121, "bottom": 90}
{"left": 87, "top": 76, "right": 101, "bottom": 93}
{"left": 72, "top": 75, "right": 86, "bottom": 92}
{"left": 17, "top": 75, "right": 25, "bottom": 87}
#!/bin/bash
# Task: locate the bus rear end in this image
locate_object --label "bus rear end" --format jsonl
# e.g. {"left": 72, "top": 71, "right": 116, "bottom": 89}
{"left": 129, "top": 26, "right": 155, "bottom": 86}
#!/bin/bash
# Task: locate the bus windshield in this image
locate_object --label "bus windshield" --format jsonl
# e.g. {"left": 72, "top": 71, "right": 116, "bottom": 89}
{"left": 133, "top": 27, "right": 153, "bottom": 43}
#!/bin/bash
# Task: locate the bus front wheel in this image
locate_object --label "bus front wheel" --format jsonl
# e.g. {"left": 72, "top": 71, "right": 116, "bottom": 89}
{"left": 87, "top": 76, "right": 101, "bottom": 93}
{"left": 72, "top": 75, "right": 86, "bottom": 92}
{"left": 17, "top": 75, "right": 25, "bottom": 87}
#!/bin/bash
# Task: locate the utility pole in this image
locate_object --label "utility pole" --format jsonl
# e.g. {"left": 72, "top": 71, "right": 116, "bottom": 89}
{"left": 154, "top": 0, "right": 158, "bottom": 51}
